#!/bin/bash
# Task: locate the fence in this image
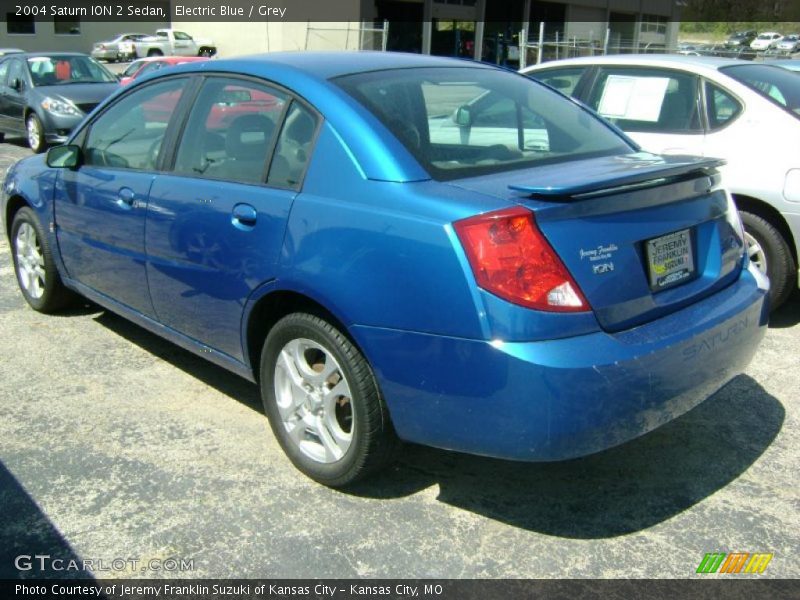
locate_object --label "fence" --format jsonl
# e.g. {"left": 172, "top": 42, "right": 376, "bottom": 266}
{"left": 305, "top": 21, "right": 389, "bottom": 52}
{"left": 517, "top": 24, "right": 785, "bottom": 68}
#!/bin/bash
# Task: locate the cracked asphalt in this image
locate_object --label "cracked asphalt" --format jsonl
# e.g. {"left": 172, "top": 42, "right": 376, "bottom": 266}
{"left": 0, "top": 138, "right": 798, "bottom": 580}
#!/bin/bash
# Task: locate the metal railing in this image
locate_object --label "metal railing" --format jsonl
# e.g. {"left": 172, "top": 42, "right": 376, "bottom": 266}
{"left": 304, "top": 21, "right": 389, "bottom": 52}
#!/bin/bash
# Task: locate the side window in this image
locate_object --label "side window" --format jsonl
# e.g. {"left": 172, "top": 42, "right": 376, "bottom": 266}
{"left": 0, "top": 61, "right": 8, "bottom": 87}
{"left": 588, "top": 68, "right": 702, "bottom": 133}
{"left": 7, "top": 60, "right": 23, "bottom": 89}
{"left": 527, "top": 67, "right": 587, "bottom": 97}
{"left": 83, "top": 78, "right": 188, "bottom": 170}
{"left": 705, "top": 82, "right": 742, "bottom": 130}
{"left": 267, "top": 102, "right": 319, "bottom": 189}
{"left": 173, "top": 31, "right": 191, "bottom": 41}
{"left": 174, "top": 78, "right": 287, "bottom": 184}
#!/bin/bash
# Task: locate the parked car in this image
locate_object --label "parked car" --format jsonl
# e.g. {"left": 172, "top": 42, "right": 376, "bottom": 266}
{"left": 751, "top": 32, "right": 783, "bottom": 51}
{"left": 2, "top": 52, "right": 768, "bottom": 486}
{"left": 90, "top": 33, "right": 150, "bottom": 62}
{"left": 119, "top": 56, "right": 209, "bottom": 85}
{"left": 726, "top": 30, "right": 757, "bottom": 48}
{"left": 134, "top": 29, "right": 216, "bottom": 58}
{"left": 0, "top": 52, "right": 119, "bottom": 152}
{"left": 522, "top": 55, "right": 800, "bottom": 310}
{"left": 775, "top": 34, "right": 800, "bottom": 54}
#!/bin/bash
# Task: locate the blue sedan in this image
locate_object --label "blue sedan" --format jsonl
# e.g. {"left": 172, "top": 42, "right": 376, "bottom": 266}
{"left": 2, "top": 52, "right": 769, "bottom": 486}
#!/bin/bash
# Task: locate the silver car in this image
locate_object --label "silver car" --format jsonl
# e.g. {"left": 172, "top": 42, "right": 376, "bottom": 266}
{"left": 90, "top": 33, "right": 149, "bottom": 62}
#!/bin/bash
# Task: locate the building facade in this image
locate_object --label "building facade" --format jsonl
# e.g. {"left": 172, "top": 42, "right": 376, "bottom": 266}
{"left": 2, "top": 0, "right": 679, "bottom": 63}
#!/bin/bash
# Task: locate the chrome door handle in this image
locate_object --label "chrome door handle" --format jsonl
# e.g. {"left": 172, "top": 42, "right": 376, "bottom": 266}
{"left": 232, "top": 203, "right": 257, "bottom": 227}
{"left": 117, "top": 187, "right": 135, "bottom": 208}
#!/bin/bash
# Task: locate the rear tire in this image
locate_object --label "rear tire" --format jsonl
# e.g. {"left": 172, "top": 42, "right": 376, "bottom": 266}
{"left": 147, "top": 49, "right": 163, "bottom": 57}
{"left": 11, "top": 207, "right": 73, "bottom": 312}
{"left": 260, "top": 313, "right": 397, "bottom": 487}
{"left": 740, "top": 210, "right": 797, "bottom": 311}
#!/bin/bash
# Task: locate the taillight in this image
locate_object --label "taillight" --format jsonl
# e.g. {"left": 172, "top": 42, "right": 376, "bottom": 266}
{"left": 454, "top": 206, "right": 589, "bottom": 312}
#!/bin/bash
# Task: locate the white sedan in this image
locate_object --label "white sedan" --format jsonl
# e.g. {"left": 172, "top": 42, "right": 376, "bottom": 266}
{"left": 751, "top": 32, "right": 784, "bottom": 51}
{"left": 521, "top": 54, "right": 800, "bottom": 310}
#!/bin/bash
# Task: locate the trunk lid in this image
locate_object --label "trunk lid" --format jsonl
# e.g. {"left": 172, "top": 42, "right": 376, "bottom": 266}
{"left": 448, "top": 152, "right": 746, "bottom": 332}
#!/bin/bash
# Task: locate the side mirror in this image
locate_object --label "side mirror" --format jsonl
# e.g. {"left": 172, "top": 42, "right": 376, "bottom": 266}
{"left": 453, "top": 105, "right": 472, "bottom": 127}
{"left": 46, "top": 145, "right": 81, "bottom": 169}
{"left": 10, "top": 78, "right": 23, "bottom": 92}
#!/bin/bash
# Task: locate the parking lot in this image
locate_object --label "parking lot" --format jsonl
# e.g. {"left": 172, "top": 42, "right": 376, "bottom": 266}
{"left": 0, "top": 137, "right": 798, "bottom": 579}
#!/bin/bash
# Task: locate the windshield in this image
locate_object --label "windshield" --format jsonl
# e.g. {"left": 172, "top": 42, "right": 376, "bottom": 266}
{"left": 721, "top": 64, "right": 800, "bottom": 118}
{"left": 28, "top": 55, "right": 117, "bottom": 86}
{"left": 122, "top": 60, "right": 145, "bottom": 77}
{"left": 334, "top": 67, "right": 632, "bottom": 181}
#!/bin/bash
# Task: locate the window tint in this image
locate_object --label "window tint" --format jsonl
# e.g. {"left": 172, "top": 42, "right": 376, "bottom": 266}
{"left": 173, "top": 78, "right": 287, "bottom": 184}
{"left": 705, "top": 82, "right": 742, "bottom": 130}
{"left": 267, "top": 102, "right": 319, "bottom": 189}
{"left": 173, "top": 31, "right": 191, "bottom": 41}
{"left": 0, "top": 61, "right": 9, "bottom": 87}
{"left": 526, "top": 67, "right": 587, "bottom": 97}
{"left": 84, "top": 78, "right": 188, "bottom": 170}
{"left": 721, "top": 64, "right": 800, "bottom": 119}
{"left": 7, "top": 60, "right": 23, "bottom": 89}
{"left": 335, "top": 67, "right": 630, "bottom": 181}
{"left": 587, "top": 67, "right": 701, "bottom": 133}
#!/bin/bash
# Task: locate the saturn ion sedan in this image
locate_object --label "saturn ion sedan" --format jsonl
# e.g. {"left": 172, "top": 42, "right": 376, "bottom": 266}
{"left": 2, "top": 52, "right": 768, "bottom": 486}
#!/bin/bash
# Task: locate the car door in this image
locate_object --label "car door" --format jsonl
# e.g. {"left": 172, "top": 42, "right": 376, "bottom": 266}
{"left": 0, "top": 59, "right": 10, "bottom": 131}
{"left": 54, "top": 77, "right": 192, "bottom": 317}
{"left": 171, "top": 31, "right": 194, "bottom": 56}
{"left": 3, "top": 58, "right": 28, "bottom": 134}
{"left": 146, "top": 76, "right": 318, "bottom": 360}
{"left": 583, "top": 65, "right": 705, "bottom": 156}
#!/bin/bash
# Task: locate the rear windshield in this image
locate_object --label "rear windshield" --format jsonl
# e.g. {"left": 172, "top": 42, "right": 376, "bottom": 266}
{"left": 721, "top": 64, "right": 800, "bottom": 119}
{"left": 333, "top": 67, "right": 632, "bottom": 181}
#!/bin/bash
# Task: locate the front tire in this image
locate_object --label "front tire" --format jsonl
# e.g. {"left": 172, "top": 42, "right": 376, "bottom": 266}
{"left": 260, "top": 313, "right": 397, "bottom": 487}
{"left": 26, "top": 113, "right": 46, "bottom": 153}
{"left": 740, "top": 210, "right": 797, "bottom": 311}
{"left": 11, "top": 207, "right": 73, "bottom": 312}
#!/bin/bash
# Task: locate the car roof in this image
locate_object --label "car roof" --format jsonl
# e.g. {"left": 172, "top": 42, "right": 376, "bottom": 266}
{"left": 217, "top": 51, "right": 495, "bottom": 80}
{"left": 521, "top": 53, "right": 752, "bottom": 74}
{"left": 16, "top": 52, "right": 90, "bottom": 58}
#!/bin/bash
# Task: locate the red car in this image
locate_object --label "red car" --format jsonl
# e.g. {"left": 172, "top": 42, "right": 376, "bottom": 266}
{"left": 119, "top": 56, "right": 209, "bottom": 85}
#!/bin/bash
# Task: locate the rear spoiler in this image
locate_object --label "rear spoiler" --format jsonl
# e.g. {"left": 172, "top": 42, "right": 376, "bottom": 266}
{"left": 509, "top": 158, "right": 725, "bottom": 201}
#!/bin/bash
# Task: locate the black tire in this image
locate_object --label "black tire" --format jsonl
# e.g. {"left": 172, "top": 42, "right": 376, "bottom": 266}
{"left": 10, "top": 207, "right": 73, "bottom": 312}
{"left": 260, "top": 312, "right": 397, "bottom": 487}
{"left": 25, "top": 113, "right": 46, "bottom": 154}
{"left": 740, "top": 210, "right": 797, "bottom": 311}
{"left": 147, "top": 49, "right": 163, "bottom": 57}
{"left": 0, "top": 132, "right": 5, "bottom": 143}
{"left": 198, "top": 48, "right": 214, "bottom": 57}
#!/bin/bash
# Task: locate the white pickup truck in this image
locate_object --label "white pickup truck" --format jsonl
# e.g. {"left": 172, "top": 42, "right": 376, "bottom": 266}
{"left": 133, "top": 29, "right": 217, "bottom": 58}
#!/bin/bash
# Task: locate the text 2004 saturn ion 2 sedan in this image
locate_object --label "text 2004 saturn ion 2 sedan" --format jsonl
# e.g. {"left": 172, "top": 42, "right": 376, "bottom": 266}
{"left": 2, "top": 52, "right": 769, "bottom": 486}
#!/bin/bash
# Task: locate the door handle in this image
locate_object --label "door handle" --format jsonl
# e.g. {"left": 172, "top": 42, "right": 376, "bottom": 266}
{"left": 117, "top": 187, "right": 136, "bottom": 208}
{"left": 232, "top": 203, "right": 257, "bottom": 228}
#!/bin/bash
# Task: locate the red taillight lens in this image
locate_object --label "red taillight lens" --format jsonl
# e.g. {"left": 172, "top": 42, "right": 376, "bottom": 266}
{"left": 453, "top": 206, "right": 589, "bottom": 312}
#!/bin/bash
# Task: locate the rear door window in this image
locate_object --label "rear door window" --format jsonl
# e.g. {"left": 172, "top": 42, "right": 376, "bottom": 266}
{"left": 267, "top": 102, "right": 319, "bottom": 189}
{"left": 587, "top": 67, "right": 702, "bottom": 133}
{"left": 173, "top": 77, "right": 287, "bottom": 184}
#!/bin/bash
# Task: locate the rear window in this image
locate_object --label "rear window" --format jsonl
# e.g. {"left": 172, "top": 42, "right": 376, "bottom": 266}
{"left": 333, "top": 67, "right": 632, "bottom": 181}
{"left": 721, "top": 64, "right": 800, "bottom": 119}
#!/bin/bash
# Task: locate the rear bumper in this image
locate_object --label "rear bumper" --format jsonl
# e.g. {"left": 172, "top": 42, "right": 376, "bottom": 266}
{"left": 352, "top": 265, "right": 769, "bottom": 461}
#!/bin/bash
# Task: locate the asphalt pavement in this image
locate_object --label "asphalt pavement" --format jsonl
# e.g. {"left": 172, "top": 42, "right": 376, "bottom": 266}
{"left": 0, "top": 138, "right": 798, "bottom": 579}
